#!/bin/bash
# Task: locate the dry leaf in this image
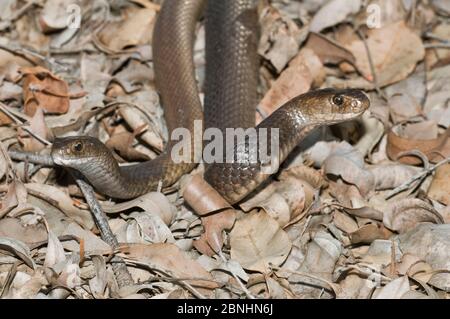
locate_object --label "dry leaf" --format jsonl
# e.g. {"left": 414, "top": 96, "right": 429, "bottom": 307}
{"left": 25, "top": 183, "right": 94, "bottom": 230}
{"left": 239, "top": 176, "right": 311, "bottom": 227}
{"left": 350, "top": 223, "right": 393, "bottom": 244}
{"left": 368, "top": 164, "right": 420, "bottom": 191}
{"left": 398, "top": 224, "right": 450, "bottom": 291}
{"left": 257, "top": 48, "right": 323, "bottom": 123}
{"left": 21, "top": 66, "right": 70, "bottom": 116}
{"left": 101, "top": 191, "right": 176, "bottom": 226}
{"left": 88, "top": 255, "right": 108, "bottom": 299}
{"left": 258, "top": 5, "right": 305, "bottom": 72}
{"left": 105, "top": 128, "right": 150, "bottom": 162}
{"left": 230, "top": 211, "right": 292, "bottom": 273}
{"left": 0, "top": 217, "right": 47, "bottom": 245}
{"left": 39, "top": 0, "right": 77, "bottom": 32}
{"left": 373, "top": 276, "right": 411, "bottom": 299}
{"left": 309, "top": 0, "right": 361, "bottom": 32}
{"left": 0, "top": 237, "right": 35, "bottom": 269}
{"left": 183, "top": 174, "right": 235, "bottom": 256}
{"left": 383, "top": 198, "right": 444, "bottom": 233}
{"left": 119, "top": 243, "right": 218, "bottom": 290}
{"left": 44, "top": 230, "right": 66, "bottom": 268}
{"left": 343, "top": 21, "right": 425, "bottom": 87}
{"left": 305, "top": 32, "right": 356, "bottom": 65}
{"left": 323, "top": 142, "right": 374, "bottom": 196}
{"left": 387, "top": 126, "right": 450, "bottom": 165}
{"left": 427, "top": 163, "right": 450, "bottom": 205}
{"left": 388, "top": 93, "right": 422, "bottom": 124}
{"left": 20, "top": 107, "right": 52, "bottom": 152}
{"left": 98, "top": 8, "right": 156, "bottom": 51}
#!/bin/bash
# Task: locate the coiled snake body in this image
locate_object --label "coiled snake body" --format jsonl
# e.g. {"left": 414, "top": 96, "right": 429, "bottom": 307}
{"left": 51, "top": 0, "right": 370, "bottom": 204}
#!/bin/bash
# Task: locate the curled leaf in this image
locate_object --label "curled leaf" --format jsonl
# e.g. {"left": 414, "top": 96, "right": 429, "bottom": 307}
{"left": 387, "top": 125, "right": 450, "bottom": 165}
{"left": 383, "top": 198, "right": 444, "bottom": 233}
{"left": 230, "top": 211, "right": 292, "bottom": 273}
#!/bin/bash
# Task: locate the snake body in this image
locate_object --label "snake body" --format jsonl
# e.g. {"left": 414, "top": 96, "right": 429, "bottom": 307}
{"left": 51, "top": 0, "right": 370, "bottom": 204}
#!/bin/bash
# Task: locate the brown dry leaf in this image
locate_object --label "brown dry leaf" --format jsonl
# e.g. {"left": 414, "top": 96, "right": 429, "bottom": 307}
{"left": 230, "top": 211, "right": 292, "bottom": 273}
{"left": 383, "top": 198, "right": 444, "bottom": 233}
{"left": 368, "top": 164, "right": 421, "bottom": 191}
{"left": 424, "top": 65, "right": 450, "bottom": 128}
{"left": 333, "top": 211, "right": 358, "bottom": 234}
{"left": 344, "top": 206, "right": 384, "bottom": 221}
{"left": 25, "top": 183, "right": 94, "bottom": 230}
{"left": 121, "top": 211, "right": 174, "bottom": 244}
{"left": 388, "top": 93, "right": 423, "bottom": 124}
{"left": 372, "top": 276, "right": 411, "bottom": 299}
{"left": 21, "top": 66, "right": 70, "bottom": 116}
{"left": 0, "top": 141, "right": 9, "bottom": 180}
{"left": 98, "top": 8, "right": 156, "bottom": 51}
{"left": 44, "top": 230, "right": 66, "bottom": 268}
{"left": 293, "top": 232, "right": 342, "bottom": 298}
{"left": 343, "top": 21, "right": 425, "bottom": 87}
{"left": 425, "top": 23, "right": 450, "bottom": 68}
{"left": 101, "top": 191, "right": 175, "bottom": 226}
{"left": 257, "top": 48, "right": 323, "bottom": 123}
{"left": 396, "top": 254, "right": 433, "bottom": 283}
{"left": 258, "top": 5, "right": 305, "bottom": 72}
{"left": 105, "top": 127, "right": 150, "bottom": 162}
{"left": 0, "top": 218, "right": 47, "bottom": 245}
{"left": 4, "top": 270, "right": 48, "bottom": 299}
{"left": 309, "top": 0, "right": 361, "bottom": 33}
{"left": 0, "top": 237, "right": 35, "bottom": 269}
{"left": 20, "top": 107, "right": 52, "bottom": 152}
{"left": 119, "top": 243, "right": 218, "bottom": 290}
{"left": 61, "top": 222, "right": 111, "bottom": 254}
{"left": 118, "top": 102, "right": 165, "bottom": 152}
{"left": 183, "top": 174, "right": 235, "bottom": 256}
{"left": 39, "top": 0, "right": 77, "bottom": 33}
{"left": 427, "top": 163, "right": 450, "bottom": 205}
{"left": 387, "top": 126, "right": 450, "bottom": 165}
{"left": 0, "top": 180, "right": 28, "bottom": 218}
{"left": 398, "top": 224, "right": 450, "bottom": 291}
{"left": 432, "top": 0, "right": 450, "bottom": 15}
{"left": 0, "top": 108, "right": 13, "bottom": 125}
{"left": 88, "top": 255, "right": 108, "bottom": 299}
{"left": 349, "top": 223, "right": 393, "bottom": 244}
{"left": 305, "top": 32, "right": 356, "bottom": 66}
{"left": 323, "top": 142, "right": 374, "bottom": 196}
{"left": 239, "top": 177, "right": 311, "bottom": 227}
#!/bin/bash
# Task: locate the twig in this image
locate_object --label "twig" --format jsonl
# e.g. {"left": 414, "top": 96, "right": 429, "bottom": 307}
{"left": 8, "top": 150, "right": 54, "bottom": 166}
{"left": 424, "top": 43, "right": 450, "bottom": 49}
{"left": 0, "top": 102, "right": 51, "bottom": 146}
{"left": 385, "top": 157, "right": 450, "bottom": 199}
{"left": 355, "top": 29, "right": 387, "bottom": 101}
{"left": 70, "top": 170, "right": 133, "bottom": 288}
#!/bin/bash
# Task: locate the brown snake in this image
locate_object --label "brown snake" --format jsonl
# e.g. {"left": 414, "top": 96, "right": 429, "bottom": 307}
{"left": 51, "top": 0, "right": 370, "bottom": 204}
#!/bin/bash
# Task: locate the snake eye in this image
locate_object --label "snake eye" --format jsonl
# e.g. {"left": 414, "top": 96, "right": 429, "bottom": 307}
{"left": 332, "top": 95, "right": 344, "bottom": 106}
{"left": 72, "top": 142, "right": 83, "bottom": 153}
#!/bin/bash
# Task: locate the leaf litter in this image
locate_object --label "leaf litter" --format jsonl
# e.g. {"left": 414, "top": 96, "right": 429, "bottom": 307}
{"left": 0, "top": 0, "right": 449, "bottom": 299}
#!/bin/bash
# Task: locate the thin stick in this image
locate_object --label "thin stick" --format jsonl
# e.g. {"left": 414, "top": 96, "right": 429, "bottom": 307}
{"left": 355, "top": 29, "right": 387, "bottom": 101}
{"left": 0, "top": 102, "right": 51, "bottom": 146}
{"left": 8, "top": 150, "right": 54, "bottom": 166}
{"left": 70, "top": 170, "right": 133, "bottom": 288}
{"left": 385, "top": 157, "right": 450, "bottom": 199}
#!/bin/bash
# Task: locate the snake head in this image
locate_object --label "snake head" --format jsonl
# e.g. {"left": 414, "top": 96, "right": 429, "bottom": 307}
{"left": 51, "top": 136, "right": 114, "bottom": 169}
{"left": 295, "top": 88, "right": 370, "bottom": 124}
